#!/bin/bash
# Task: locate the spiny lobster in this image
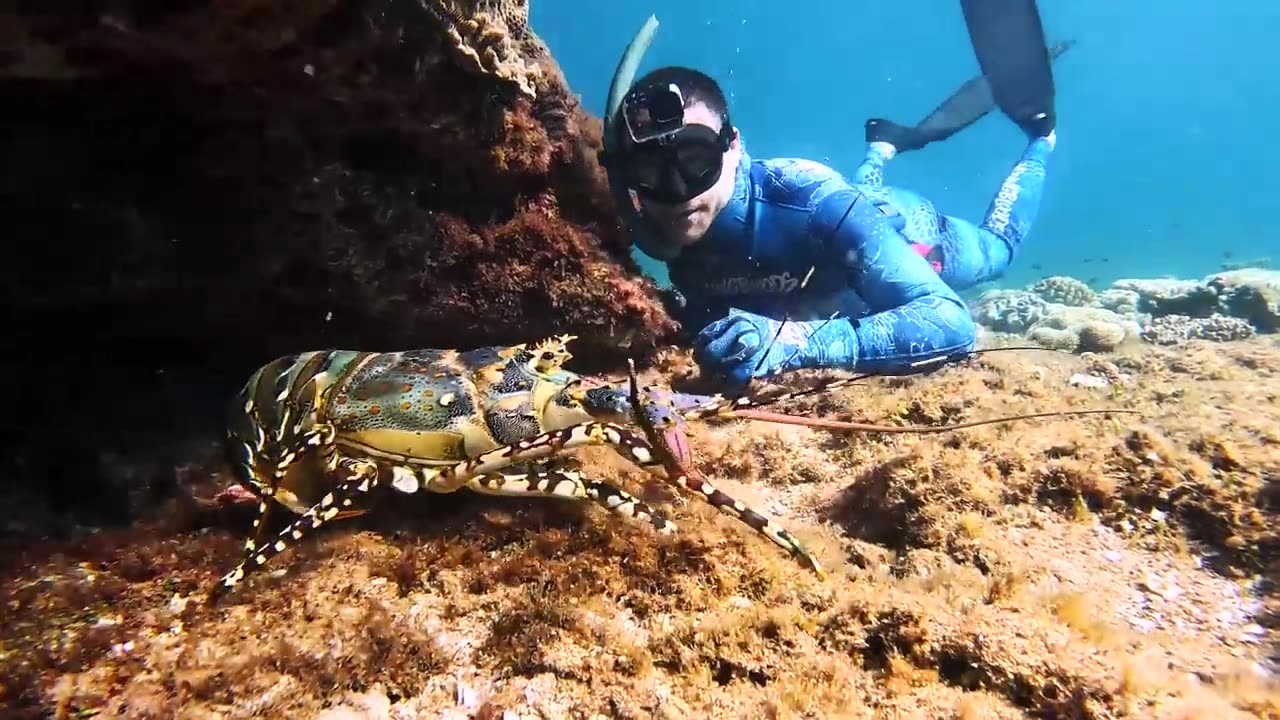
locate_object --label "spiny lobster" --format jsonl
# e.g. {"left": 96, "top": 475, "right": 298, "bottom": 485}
{"left": 208, "top": 335, "right": 1135, "bottom": 603}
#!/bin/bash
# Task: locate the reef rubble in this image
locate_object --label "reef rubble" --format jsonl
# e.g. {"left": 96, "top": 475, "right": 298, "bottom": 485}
{"left": 972, "top": 267, "right": 1277, "bottom": 352}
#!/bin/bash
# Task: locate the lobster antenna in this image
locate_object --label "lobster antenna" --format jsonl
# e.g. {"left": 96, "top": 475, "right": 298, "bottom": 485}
{"left": 731, "top": 406, "right": 1141, "bottom": 435}
{"left": 687, "top": 340, "right": 1131, "bottom": 431}
{"left": 749, "top": 265, "right": 818, "bottom": 378}
{"left": 741, "top": 343, "right": 1063, "bottom": 410}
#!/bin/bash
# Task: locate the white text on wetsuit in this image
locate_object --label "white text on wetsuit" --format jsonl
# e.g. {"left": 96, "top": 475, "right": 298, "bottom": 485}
{"left": 703, "top": 271, "right": 802, "bottom": 296}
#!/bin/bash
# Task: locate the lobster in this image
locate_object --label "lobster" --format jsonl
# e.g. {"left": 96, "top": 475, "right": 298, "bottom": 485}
{"left": 207, "top": 334, "right": 1135, "bottom": 603}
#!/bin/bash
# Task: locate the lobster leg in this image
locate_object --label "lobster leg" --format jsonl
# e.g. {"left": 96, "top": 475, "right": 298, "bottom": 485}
{"left": 208, "top": 458, "right": 381, "bottom": 604}
{"left": 426, "top": 421, "right": 824, "bottom": 577}
{"left": 466, "top": 467, "right": 675, "bottom": 535}
{"left": 233, "top": 499, "right": 275, "bottom": 574}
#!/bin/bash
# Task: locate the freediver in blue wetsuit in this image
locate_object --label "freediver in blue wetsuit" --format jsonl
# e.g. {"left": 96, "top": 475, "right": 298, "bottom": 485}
{"left": 599, "top": 0, "right": 1068, "bottom": 387}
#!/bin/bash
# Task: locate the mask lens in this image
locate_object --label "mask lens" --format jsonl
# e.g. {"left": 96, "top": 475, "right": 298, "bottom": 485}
{"left": 620, "top": 146, "right": 664, "bottom": 189}
{"left": 674, "top": 141, "right": 722, "bottom": 181}
{"left": 619, "top": 114, "right": 729, "bottom": 204}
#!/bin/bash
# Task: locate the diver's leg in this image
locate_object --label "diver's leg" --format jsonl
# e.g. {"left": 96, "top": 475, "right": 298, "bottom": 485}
{"left": 931, "top": 133, "right": 1056, "bottom": 290}
{"left": 850, "top": 141, "right": 896, "bottom": 188}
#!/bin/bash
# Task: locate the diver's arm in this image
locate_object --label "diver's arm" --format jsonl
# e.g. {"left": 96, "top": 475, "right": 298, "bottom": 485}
{"left": 796, "top": 189, "right": 978, "bottom": 375}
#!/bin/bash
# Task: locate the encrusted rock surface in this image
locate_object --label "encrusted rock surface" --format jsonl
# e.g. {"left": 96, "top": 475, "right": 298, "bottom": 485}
{"left": 2, "top": 1, "right": 677, "bottom": 373}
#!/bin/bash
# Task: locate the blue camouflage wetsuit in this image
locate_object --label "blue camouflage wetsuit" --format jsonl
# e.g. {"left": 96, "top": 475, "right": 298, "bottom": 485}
{"left": 676, "top": 136, "right": 1055, "bottom": 386}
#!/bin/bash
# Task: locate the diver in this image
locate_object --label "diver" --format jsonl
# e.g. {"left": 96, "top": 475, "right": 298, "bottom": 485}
{"left": 599, "top": 0, "right": 1067, "bottom": 387}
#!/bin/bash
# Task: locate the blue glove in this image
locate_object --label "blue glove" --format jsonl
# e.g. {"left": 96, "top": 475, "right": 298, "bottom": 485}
{"left": 692, "top": 308, "right": 859, "bottom": 387}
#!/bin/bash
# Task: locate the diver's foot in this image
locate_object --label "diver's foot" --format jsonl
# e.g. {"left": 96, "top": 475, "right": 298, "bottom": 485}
{"left": 1016, "top": 108, "right": 1055, "bottom": 140}
{"left": 865, "top": 118, "right": 927, "bottom": 153}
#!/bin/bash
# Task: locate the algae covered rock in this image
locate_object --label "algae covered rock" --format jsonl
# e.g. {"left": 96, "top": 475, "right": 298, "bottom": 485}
{"left": 0, "top": 1, "right": 680, "bottom": 530}
{"left": 2, "top": 1, "right": 678, "bottom": 379}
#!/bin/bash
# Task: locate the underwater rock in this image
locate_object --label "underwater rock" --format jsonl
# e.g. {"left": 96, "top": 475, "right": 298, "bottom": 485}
{"left": 1, "top": 1, "right": 677, "bottom": 376}
{"left": 1140, "top": 314, "right": 1258, "bottom": 346}
{"left": 1030, "top": 275, "right": 1096, "bottom": 307}
{"left": 1204, "top": 268, "right": 1280, "bottom": 332}
{"left": 0, "top": 1, "right": 679, "bottom": 529}
{"left": 971, "top": 289, "right": 1048, "bottom": 334}
{"left": 1110, "top": 278, "right": 1219, "bottom": 318}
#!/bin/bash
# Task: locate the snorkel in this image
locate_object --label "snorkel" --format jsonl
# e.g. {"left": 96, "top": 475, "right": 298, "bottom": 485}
{"left": 601, "top": 15, "right": 684, "bottom": 262}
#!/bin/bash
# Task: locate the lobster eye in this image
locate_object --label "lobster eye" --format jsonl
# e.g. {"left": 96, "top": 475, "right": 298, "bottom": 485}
{"left": 541, "top": 351, "right": 555, "bottom": 360}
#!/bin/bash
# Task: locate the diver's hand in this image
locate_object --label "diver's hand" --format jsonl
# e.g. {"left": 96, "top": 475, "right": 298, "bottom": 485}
{"left": 692, "top": 309, "right": 814, "bottom": 387}
{"left": 865, "top": 118, "right": 928, "bottom": 153}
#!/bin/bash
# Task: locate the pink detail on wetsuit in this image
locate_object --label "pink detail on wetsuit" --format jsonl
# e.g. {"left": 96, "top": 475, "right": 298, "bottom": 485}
{"left": 910, "top": 243, "right": 944, "bottom": 273}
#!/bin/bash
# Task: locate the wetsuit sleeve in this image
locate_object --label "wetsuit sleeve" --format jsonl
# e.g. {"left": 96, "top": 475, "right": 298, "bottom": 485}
{"left": 803, "top": 188, "right": 977, "bottom": 374}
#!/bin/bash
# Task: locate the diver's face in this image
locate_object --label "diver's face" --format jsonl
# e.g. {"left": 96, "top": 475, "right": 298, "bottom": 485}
{"left": 636, "top": 102, "right": 741, "bottom": 247}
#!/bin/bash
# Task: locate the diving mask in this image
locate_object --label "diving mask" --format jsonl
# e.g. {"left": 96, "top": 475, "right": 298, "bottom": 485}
{"left": 617, "top": 83, "right": 733, "bottom": 204}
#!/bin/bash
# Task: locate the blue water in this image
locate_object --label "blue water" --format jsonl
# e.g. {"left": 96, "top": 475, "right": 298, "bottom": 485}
{"left": 532, "top": 1, "right": 1280, "bottom": 290}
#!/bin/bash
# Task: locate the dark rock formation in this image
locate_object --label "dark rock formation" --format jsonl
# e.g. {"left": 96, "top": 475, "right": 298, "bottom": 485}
{"left": 1, "top": 1, "right": 677, "bottom": 528}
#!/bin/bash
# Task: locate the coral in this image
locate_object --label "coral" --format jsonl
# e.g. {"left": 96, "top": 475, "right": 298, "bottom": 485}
{"left": 1031, "top": 275, "right": 1096, "bottom": 307}
{"left": 1095, "top": 288, "right": 1141, "bottom": 317}
{"left": 1205, "top": 268, "right": 1280, "bottom": 332}
{"left": 421, "top": 0, "right": 549, "bottom": 99}
{"left": 1028, "top": 326, "right": 1078, "bottom": 351}
{"left": 974, "top": 286, "right": 1138, "bottom": 352}
{"left": 1027, "top": 305, "right": 1139, "bottom": 354}
{"left": 1140, "top": 314, "right": 1258, "bottom": 346}
{"left": 971, "top": 289, "right": 1048, "bottom": 334}
{"left": 1076, "top": 321, "right": 1130, "bottom": 352}
{"left": 1111, "top": 278, "right": 1219, "bottom": 317}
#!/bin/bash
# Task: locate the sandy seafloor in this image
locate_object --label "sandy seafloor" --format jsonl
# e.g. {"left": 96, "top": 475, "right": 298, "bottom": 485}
{"left": 2, "top": 332, "right": 1279, "bottom": 719}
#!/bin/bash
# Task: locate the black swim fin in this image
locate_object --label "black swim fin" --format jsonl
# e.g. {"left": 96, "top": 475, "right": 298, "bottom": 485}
{"left": 917, "top": 38, "right": 1070, "bottom": 142}
{"left": 959, "top": 0, "right": 1057, "bottom": 137}
{"left": 865, "top": 0, "right": 1067, "bottom": 152}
